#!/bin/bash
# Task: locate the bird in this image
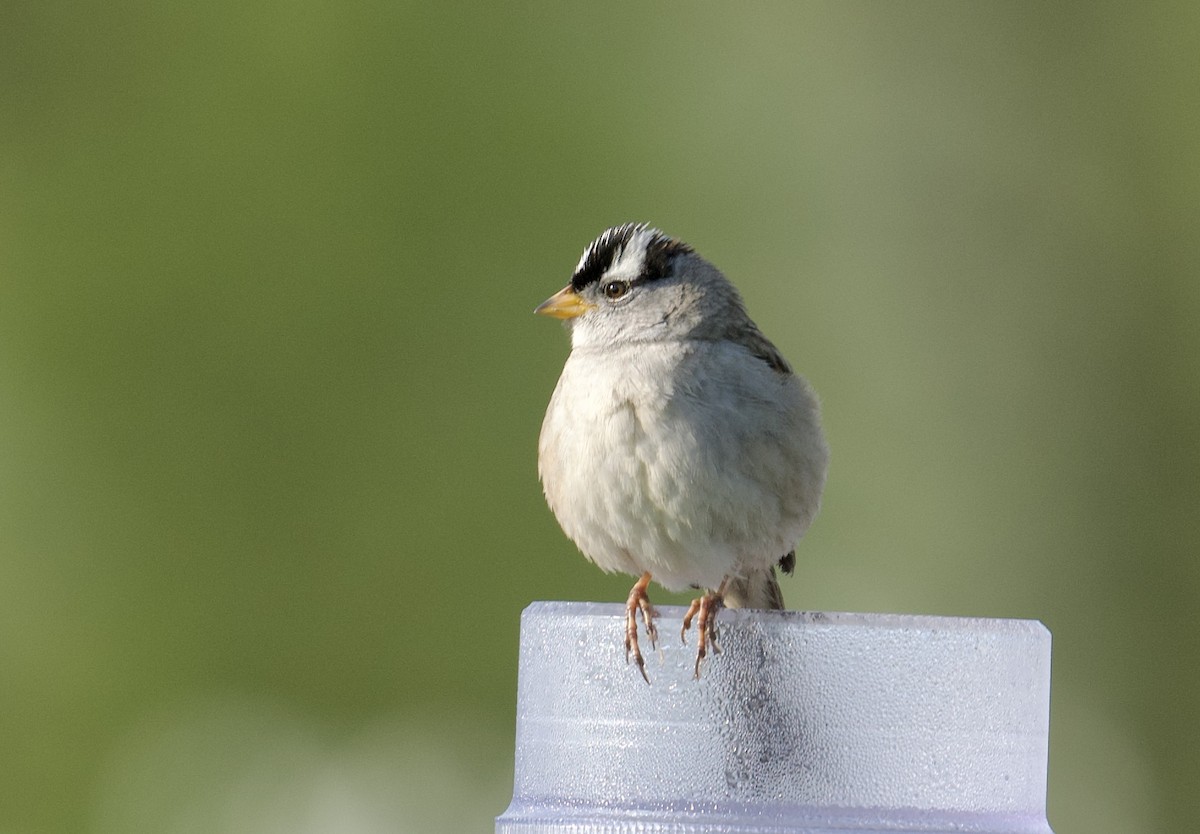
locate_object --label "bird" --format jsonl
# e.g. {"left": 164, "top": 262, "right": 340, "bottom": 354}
{"left": 536, "top": 224, "right": 829, "bottom": 681}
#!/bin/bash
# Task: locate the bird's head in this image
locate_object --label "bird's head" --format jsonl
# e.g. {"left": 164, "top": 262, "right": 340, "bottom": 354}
{"left": 536, "top": 224, "right": 747, "bottom": 350}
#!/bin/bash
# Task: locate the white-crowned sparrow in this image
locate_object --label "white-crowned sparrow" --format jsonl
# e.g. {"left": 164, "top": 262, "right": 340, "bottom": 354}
{"left": 536, "top": 224, "right": 829, "bottom": 680}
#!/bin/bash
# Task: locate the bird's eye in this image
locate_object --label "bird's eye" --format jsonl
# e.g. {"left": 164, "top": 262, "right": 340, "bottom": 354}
{"left": 603, "top": 280, "right": 630, "bottom": 300}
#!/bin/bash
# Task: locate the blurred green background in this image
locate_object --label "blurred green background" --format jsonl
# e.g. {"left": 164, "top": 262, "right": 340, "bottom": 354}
{"left": 2, "top": 3, "right": 1197, "bottom": 832}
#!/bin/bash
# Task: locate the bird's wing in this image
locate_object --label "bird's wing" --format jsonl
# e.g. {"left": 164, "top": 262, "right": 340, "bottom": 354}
{"left": 731, "top": 325, "right": 793, "bottom": 375}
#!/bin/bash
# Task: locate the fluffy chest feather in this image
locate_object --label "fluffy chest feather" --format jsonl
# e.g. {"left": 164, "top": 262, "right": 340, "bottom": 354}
{"left": 537, "top": 340, "right": 819, "bottom": 590}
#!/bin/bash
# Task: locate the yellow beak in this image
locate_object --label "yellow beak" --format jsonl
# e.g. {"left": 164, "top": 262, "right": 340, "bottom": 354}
{"left": 534, "top": 285, "right": 594, "bottom": 319}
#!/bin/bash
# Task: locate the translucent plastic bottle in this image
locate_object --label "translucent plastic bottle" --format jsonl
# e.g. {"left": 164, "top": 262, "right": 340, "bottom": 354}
{"left": 497, "top": 602, "right": 1054, "bottom": 834}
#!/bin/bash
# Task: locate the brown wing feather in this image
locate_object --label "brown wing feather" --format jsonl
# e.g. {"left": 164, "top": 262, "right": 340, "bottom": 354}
{"left": 731, "top": 324, "right": 793, "bottom": 375}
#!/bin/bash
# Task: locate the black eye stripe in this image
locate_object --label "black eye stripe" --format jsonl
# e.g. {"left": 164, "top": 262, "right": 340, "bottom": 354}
{"left": 570, "top": 224, "right": 693, "bottom": 292}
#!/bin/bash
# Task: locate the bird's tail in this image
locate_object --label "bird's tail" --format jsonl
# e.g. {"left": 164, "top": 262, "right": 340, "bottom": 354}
{"left": 722, "top": 566, "right": 786, "bottom": 610}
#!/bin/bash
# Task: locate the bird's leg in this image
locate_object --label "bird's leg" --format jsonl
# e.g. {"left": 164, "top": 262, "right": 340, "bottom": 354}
{"left": 625, "top": 571, "right": 658, "bottom": 683}
{"left": 682, "top": 580, "right": 727, "bottom": 679}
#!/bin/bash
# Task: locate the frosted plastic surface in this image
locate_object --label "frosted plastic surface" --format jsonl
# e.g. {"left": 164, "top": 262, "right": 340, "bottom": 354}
{"left": 496, "top": 602, "right": 1054, "bottom": 834}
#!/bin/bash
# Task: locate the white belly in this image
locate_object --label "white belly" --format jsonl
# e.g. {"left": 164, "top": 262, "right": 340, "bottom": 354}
{"left": 538, "top": 340, "right": 826, "bottom": 592}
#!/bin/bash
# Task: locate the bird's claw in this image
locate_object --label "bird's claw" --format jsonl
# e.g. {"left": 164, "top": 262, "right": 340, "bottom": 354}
{"left": 682, "top": 591, "right": 724, "bottom": 679}
{"left": 625, "top": 572, "right": 658, "bottom": 683}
